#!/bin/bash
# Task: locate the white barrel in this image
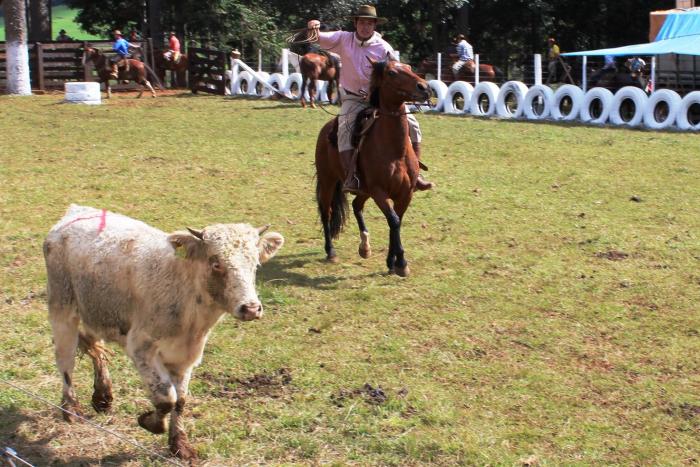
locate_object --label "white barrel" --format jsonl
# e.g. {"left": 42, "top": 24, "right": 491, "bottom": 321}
{"left": 64, "top": 81, "right": 101, "bottom": 105}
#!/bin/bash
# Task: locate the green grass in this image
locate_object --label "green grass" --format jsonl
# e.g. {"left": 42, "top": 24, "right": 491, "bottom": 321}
{"left": 0, "top": 4, "right": 103, "bottom": 42}
{"left": 1, "top": 93, "right": 699, "bottom": 465}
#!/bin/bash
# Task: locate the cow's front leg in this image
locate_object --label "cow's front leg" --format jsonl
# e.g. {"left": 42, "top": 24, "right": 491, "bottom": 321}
{"left": 127, "top": 334, "right": 176, "bottom": 435}
{"left": 168, "top": 368, "right": 198, "bottom": 461}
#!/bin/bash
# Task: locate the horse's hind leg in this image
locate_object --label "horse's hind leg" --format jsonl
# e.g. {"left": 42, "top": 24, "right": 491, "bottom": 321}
{"left": 300, "top": 78, "right": 307, "bottom": 108}
{"left": 309, "top": 80, "right": 317, "bottom": 108}
{"left": 78, "top": 333, "right": 113, "bottom": 413}
{"left": 144, "top": 80, "right": 156, "bottom": 98}
{"left": 318, "top": 180, "right": 339, "bottom": 263}
{"left": 352, "top": 194, "right": 371, "bottom": 258}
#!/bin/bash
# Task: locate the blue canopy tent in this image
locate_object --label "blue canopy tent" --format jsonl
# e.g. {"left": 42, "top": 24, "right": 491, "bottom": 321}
{"left": 561, "top": 10, "right": 700, "bottom": 91}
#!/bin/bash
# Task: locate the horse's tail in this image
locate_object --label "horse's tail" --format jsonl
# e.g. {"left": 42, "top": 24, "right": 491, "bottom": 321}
{"left": 142, "top": 62, "right": 165, "bottom": 90}
{"left": 493, "top": 66, "right": 505, "bottom": 80}
{"left": 316, "top": 178, "right": 347, "bottom": 239}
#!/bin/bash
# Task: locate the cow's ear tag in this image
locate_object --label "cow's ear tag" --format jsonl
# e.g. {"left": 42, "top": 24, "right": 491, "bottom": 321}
{"left": 174, "top": 244, "right": 188, "bottom": 259}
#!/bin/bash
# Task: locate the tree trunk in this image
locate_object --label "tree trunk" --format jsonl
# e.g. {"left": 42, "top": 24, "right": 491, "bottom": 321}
{"left": 149, "top": 0, "right": 163, "bottom": 47}
{"left": 28, "top": 0, "right": 51, "bottom": 42}
{"left": 3, "top": 0, "right": 32, "bottom": 95}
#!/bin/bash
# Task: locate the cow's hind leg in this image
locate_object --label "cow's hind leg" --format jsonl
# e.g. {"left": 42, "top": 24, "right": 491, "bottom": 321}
{"left": 78, "top": 333, "right": 113, "bottom": 413}
{"left": 168, "top": 368, "right": 198, "bottom": 461}
{"left": 49, "top": 306, "right": 83, "bottom": 422}
{"left": 353, "top": 194, "right": 371, "bottom": 258}
{"left": 127, "top": 334, "right": 176, "bottom": 435}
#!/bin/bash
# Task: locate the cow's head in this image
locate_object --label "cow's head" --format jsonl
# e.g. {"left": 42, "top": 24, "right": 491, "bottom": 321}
{"left": 168, "top": 224, "right": 284, "bottom": 321}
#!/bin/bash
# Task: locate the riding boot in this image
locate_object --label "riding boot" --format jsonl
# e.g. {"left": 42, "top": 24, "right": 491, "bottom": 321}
{"left": 412, "top": 142, "right": 434, "bottom": 191}
{"left": 339, "top": 149, "right": 361, "bottom": 194}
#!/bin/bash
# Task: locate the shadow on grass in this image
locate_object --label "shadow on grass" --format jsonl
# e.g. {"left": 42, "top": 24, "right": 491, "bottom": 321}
{"left": 263, "top": 252, "right": 345, "bottom": 290}
{"left": 0, "top": 406, "right": 137, "bottom": 466}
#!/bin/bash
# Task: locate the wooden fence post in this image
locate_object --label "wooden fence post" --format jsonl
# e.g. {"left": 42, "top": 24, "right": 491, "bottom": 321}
{"left": 36, "top": 42, "right": 45, "bottom": 91}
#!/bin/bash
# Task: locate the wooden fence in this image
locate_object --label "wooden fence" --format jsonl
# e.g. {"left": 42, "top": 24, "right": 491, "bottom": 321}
{"left": 0, "top": 39, "right": 155, "bottom": 91}
{"left": 189, "top": 47, "right": 228, "bottom": 95}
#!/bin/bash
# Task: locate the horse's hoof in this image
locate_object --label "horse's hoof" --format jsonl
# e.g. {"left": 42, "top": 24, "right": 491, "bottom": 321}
{"left": 326, "top": 255, "right": 339, "bottom": 264}
{"left": 393, "top": 265, "right": 410, "bottom": 277}
{"left": 91, "top": 390, "right": 113, "bottom": 413}
{"left": 311, "top": 103, "right": 317, "bottom": 109}
{"left": 138, "top": 411, "right": 167, "bottom": 434}
{"left": 170, "top": 434, "right": 198, "bottom": 462}
{"left": 359, "top": 247, "right": 371, "bottom": 259}
{"left": 61, "top": 402, "right": 83, "bottom": 423}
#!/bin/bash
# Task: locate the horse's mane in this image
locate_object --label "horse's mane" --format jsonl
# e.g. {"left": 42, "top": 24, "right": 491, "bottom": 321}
{"left": 368, "top": 60, "right": 388, "bottom": 108}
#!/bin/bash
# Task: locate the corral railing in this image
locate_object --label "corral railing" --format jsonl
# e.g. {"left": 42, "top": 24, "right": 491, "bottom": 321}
{"left": 189, "top": 47, "right": 228, "bottom": 95}
{"left": 0, "top": 39, "right": 155, "bottom": 91}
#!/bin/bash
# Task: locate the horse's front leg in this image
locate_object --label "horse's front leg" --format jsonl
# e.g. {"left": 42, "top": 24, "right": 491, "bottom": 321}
{"left": 352, "top": 194, "right": 371, "bottom": 259}
{"left": 105, "top": 80, "right": 111, "bottom": 99}
{"left": 374, "top": 195, "right": 410, "bottom": 277}
{"left": 309, "top": 80, "right": 317, "bottom": 109}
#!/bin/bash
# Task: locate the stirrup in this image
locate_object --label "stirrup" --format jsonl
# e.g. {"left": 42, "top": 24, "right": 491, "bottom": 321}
{"left": 343, "top": 175, "right": 362, "bottom": 194}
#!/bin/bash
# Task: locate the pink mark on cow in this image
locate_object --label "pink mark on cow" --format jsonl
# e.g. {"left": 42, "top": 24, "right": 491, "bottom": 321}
{"left": 59, "top": 209, "right": 108, "bottom": 234}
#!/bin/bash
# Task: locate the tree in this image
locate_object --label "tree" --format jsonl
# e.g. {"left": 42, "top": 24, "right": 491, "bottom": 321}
{"left": 28, "top": 0, "right": 52, "bottom": 42}
{"left": 3, "top": 0, "right": 32, "bottom": 95}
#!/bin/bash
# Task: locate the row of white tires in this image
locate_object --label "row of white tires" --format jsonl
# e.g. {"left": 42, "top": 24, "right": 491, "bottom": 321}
{"left": 229, "top": 70, "right": 700, "bottom": 130}
{"left": 231, "top": 71, "right": 337, "bottom": 103}
{"left": 428, "top": 80, "right": 700, "bottom": 130}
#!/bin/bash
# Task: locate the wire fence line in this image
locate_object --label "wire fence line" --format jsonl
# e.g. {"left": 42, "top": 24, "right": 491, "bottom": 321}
{"left": 0, "top": 379, "right": 184, "bottom": 467}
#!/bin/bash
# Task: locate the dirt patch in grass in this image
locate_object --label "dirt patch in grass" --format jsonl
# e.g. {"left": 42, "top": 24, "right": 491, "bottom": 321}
{"left": 330, "top": 383, "right": 392, "bottom": 406}
{"left": 201, "top": 368, "right": 293, "bottom": 399}
{"left": 664, "top": 402, "right": 700, "bottom": 420}
{"left": 595, "top": 250, "right": 629, "bottom": 261}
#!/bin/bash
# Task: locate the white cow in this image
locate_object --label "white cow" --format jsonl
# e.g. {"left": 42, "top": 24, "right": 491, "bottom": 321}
{"left": 43, "top": 204, "right": 284, "bottom": 461}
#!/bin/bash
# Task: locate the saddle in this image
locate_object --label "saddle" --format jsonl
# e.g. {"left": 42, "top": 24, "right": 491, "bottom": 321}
{"left": 327, "top": 108, "right": 377, "bottom": 151}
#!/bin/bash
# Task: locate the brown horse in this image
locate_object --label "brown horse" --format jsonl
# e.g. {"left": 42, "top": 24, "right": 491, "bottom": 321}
{"left": 417, "top": 57, "right": 504, "bottom": 84}
{"left": 83, "top": 47, "right": 156, "bottom": 98}
{"left": 300, "top": 50, "right": 340, "bottom": 108}
{"left": 155, "top": 50, "right": 189, "bottom": 88}
{"left": 315, "top": 58, "right": 430, "bottom": 277}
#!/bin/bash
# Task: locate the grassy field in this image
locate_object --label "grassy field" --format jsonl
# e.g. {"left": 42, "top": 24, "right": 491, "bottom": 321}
{"left": 0, "top": 4, "right": 103, "bottom": 42}
{"left": 1, "top": 92, "right": 699, "bottom": 466}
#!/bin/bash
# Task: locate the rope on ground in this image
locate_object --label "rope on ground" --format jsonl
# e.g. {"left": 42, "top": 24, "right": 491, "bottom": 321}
{"left": 2, "top": 447, "right": 35, "bottom": 467}
{"left": 0, "top": 379, "right": 183, "bottom": 467}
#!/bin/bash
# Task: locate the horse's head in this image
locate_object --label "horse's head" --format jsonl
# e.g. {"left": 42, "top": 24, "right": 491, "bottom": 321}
{"left": 368, "top": 57, "right": 430, "bottom": 109}
{"left": 83, "top": 46, "right": 100, "bottom": 65}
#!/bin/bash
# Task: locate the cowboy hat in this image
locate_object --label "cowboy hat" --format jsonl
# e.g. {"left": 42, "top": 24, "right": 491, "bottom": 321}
{"left": 113, "top": 30, "right": 122, "bottom": 36}
{"left": 349, "top": 5, "right": 387, "bottom": 25}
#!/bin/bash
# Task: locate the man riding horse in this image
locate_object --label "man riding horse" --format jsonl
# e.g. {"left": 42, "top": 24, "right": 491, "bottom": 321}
{"left": 165, "top": 31, "right": 182, "bottom": 64}
{"left": 110, "top": 30, "right": 141, "bottom": 79}
{"left": 307, "top": 5, "right": 433, "bottom": 193}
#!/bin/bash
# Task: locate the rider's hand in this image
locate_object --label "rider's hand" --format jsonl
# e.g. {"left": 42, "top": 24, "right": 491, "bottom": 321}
{"left": 307, "top": 19, "right": 321, "bottom": 30}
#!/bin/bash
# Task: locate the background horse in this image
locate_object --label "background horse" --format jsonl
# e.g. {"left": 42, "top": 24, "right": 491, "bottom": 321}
{"left": 84, "top": 47, "right": 156, "bottom": 98}
{"left": 155, "top": 50, "right": 189, "bottom": 88}
{"left": 315, "top": 59, "right": 430, "bottom": 277}
{"left": 300, "top": 50, "right": 340, "bottom": 108}
{"left": 417, "top": 57, "right": 504, "bottom": 84}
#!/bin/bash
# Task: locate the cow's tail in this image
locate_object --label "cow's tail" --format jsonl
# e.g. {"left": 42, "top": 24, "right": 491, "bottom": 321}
{"left": 316, "top": 177, "right": 347, "bottom": 239}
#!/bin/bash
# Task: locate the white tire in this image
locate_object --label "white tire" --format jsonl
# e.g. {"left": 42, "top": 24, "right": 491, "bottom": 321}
{"left": 551, "top": 84, "right": 585, "bottom": 121}
{"left": 495, "top": 81, "right": 528, "bottom": 118}
{"left": 249, "top": 71, "right": 270, "bottom": 96}
{"left": 469, "top": 82, "right": 500, "bottom": 117}
{"left": 427, "top": 80, "right": 448, "bottom": 112}
{"left": 643, "top": 89, "right": 681, "bottom": 130}
{"left": 676, "top": 91, "right": 700, "bottom": 130}
{"left": 443, "top": 81, "right": 473, "bottom": 114}
{"left": 522, "top": 85, "right": 555, "bottom": 120}
{"left": 233, "top": 71, "right": 253, "bottom": 95}
{"left": 267, "top": 73, "right": 287, "bottom": 97}
{"left": 303, "top": 79, "right": 327, "bottom": 101}
{"left": 284, "top": 72, "right": 303, "bottom": 99}
{"left": 580, "top": 87, "right": 614, "bottom": 124}
{"left": 610, "top": 86, "right": 648, "bottom": 127}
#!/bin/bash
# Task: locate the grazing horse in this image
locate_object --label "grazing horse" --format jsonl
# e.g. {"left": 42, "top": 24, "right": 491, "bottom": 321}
{"left": 83, "top": 47, "right": 156, "bottom": 98}
{"left": 155, "top": 50, "right": 189, "bottom": 88}
{"left": 300, "top": 50, "right": 340, "bottom": 108}
{"left": 315, "top": 58, "right": 430, "bottom": 277}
